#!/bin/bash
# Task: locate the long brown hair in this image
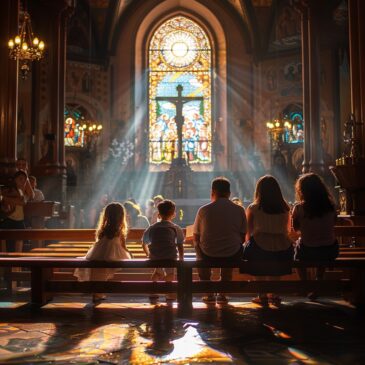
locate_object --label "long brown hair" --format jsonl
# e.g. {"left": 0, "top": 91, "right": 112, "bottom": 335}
{"left": 295, "top": 173, "right": 335, "bottom": 218}
{"left": 254, "top": 175, "right": 290, "bottom": 214}
{"left": 96, "top": 202, "right": 128, "bottom": 240}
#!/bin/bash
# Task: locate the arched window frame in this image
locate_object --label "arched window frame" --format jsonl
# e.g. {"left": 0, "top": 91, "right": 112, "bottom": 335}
{"left": 147, "top": 16, "right": 213, "bottom": 166}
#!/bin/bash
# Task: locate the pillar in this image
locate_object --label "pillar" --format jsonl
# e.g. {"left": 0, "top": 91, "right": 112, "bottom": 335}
{"left": 295, "top": 0, "right": 324, "bottom": 174}
{"left": 300, "top": 5, "right": 310, "bottom": 173}
{"left": 34, "top": 0, "right": 74, "bottom": 202}
{"left": 348, "top": 0, "right": 365, "bottom": 157}
{"left": 0, "top": 0, "right": 19, "bottom": 180}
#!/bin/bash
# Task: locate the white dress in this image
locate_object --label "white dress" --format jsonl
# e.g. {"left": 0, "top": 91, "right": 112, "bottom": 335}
{"left": 74, "top": 236, "right": 131, "bottom": 281}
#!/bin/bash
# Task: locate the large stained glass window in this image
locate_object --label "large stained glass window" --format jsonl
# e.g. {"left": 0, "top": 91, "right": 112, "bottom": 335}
{"left": 149, "top": 16, "right": 212, "bottom": 165}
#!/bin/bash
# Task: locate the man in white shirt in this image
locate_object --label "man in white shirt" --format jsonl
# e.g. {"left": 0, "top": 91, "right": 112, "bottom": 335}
{"left": 193, "top": 177, "right": 247, "bottom": 304}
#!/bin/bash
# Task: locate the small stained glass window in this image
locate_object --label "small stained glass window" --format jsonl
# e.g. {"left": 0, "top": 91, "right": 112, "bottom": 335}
{"left": 64, "top": 105, "right": 87, "bottom": 147}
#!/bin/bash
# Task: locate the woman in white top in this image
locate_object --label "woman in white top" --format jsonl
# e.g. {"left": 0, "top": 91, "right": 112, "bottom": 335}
{"left": 74, "top": 202, "right": 132, "bottom": 302}
{"left": 243, "top": 175, "right": 294, "bottom": 305}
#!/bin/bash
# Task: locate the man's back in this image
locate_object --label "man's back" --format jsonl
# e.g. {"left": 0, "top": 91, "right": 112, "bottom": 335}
{"left": 193, "top": 198, "right": 247, "bottom": 257}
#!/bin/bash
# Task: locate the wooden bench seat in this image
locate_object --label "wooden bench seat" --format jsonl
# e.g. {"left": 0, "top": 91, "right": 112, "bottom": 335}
{"left": 1, "top": 257, "right": 365, "bottom": 313}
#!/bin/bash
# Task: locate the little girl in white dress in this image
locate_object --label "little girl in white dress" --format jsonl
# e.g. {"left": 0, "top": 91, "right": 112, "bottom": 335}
{"left": 74, "top": 202, "right": 131, "bottom": 301}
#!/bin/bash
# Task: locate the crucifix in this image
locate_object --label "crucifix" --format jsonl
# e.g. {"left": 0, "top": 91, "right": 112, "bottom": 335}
{"left": 156, "top": 84, "right": 203, "bottom": 162}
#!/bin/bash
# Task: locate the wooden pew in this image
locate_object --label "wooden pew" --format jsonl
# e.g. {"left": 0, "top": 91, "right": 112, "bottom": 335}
{"left": 1, "top": 226, "right": 365, "bottom": 298}
{"left": 0, "top": 257, "right": 364, "bottom": 314}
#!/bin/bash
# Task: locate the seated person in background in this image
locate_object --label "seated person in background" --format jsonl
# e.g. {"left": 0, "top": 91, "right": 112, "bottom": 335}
{"left": 151, "top": 195, "right": 164, "bottom": 224}
{"left": 89, "top": 193, "right": 109, "bottom": 228}
{"left": 243, "top": 175, "right": 294, "bottom": 306}
{"left": 231, "top": 196, "right": 244, "bottom": 207}
{"left": 15, "top": 158, "right": 34, "bottom": 201}
{"left": 124, "top": 200, "right": 150, "bottom": 228}
{"left": 145, "top": 199, "right": 154, "bottom": 223}
{"left": 142, "top": 199, "right": 184, "bottom": 302}
{"left": 0, "top": 170, "right": 29, "bottom": 252}
{"left": 28, "top": 176, "right": 45, "bottom": 202}
{"left": 193, "top": 177, "right": 247, "bottom": 305}
{"left": 293, "top": 173, "right": 338, "bottom": 298}
{"left": 74, "top": 202, "right": 132, "bottom": 303}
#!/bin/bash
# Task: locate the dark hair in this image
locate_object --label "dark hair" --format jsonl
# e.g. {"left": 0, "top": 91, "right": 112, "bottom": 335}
{"left": 211, "top": 177, "right": 230, "bottom": 197}
{"left": 124, "top": 200, "right": 142, "bottom": 224}
{"left": 96, "top": 202, "right": 127, "bottom": 240}
{"left": 29, "top": 175, "right": 36, "bottom": 182}
{"left": 14, "top": 170, "right": 27, "bottom": 180}
{"left": 157, "top": 199, "right": 176, "bottom": 218}
{"left": 295, "top": 173, "right": 335, "bottom": 218}
{"left": 254, "top": 175, "right": 290, "bottom": 214}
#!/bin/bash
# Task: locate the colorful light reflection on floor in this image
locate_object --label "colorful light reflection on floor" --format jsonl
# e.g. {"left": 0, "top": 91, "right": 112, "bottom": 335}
{"left": 0, "top": 297, "right": 364, "bottom": 364}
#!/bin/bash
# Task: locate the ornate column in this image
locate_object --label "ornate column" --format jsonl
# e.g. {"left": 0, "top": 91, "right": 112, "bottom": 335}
{"left": 0, "top": 0, "right": 19, "bottom": 180}
{"left": 307, "top": 1, "right": 324, "bottom": 174}
{"left": 330, "top": 0, "right": 365, "bottom": 217}
{"left": 293, "top": 0, "right": 324, "bottom": 174}
{"left": 299, "top": 4, "right": 310, "bottom": 173}
{"left": 34, "top": 0, "right": 74, "bottom": 202}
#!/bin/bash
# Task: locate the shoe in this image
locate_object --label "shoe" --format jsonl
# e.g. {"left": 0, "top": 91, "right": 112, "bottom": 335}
{"left": 92, "top": 293, "right": 106, "bottom": 303}
{"left": 216, "top": 294, "right": 228, "bottom": 304}
{"left": 252, "top": 295, "right": 269, "bottom": 306}
{"left": 268, "top": 294, "right": 282, "bottom": 306}
{"left": 307, "top": 292, "right": 318, "bottom": 301}
{"left": 202, "top": 295, "right": 216, "bottom": 304}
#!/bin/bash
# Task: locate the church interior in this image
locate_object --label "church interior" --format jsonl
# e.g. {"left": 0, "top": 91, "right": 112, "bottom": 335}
{"left": 1, "top": 0, "right": 365, "bottom": 364}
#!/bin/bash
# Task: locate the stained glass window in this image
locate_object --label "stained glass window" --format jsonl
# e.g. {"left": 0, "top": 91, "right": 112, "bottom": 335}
{"left": 64, "top": 105, "right": 87, "bottom": 147}
{"left": 282, "top": 105, "right": 304, "bottom": 144}
{"left": 149, "top": 16, "right": 212, "bottom": 165}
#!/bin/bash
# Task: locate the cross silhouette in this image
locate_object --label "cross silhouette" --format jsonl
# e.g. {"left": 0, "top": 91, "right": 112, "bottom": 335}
{"left": 156, "top": 84, "right": 203, "bottom": 161}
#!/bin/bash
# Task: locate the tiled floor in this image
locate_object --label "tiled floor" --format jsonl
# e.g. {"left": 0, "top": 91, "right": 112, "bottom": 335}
{"left": 0, "top": 293, "right": 364, "bottom": 364}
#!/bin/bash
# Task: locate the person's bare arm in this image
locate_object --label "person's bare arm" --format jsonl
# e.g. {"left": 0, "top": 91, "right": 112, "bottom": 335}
{"left": 193, "top": 233, "right": 204, "bottom": 258}
{"left": 142, "top": 242, "right": 150, "bottom": 257}
{"left": 177, "top": 244, "right": 184, "bottom": 260}
{"left": 24, "top": 178, "right": 35, "bottom": 200}
{"left": 245, "top": 207, "right": 254, "bottom": 241}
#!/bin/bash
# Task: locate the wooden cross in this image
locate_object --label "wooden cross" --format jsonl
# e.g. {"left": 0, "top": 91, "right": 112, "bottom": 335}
{"left": 156, "top": 84, "right": 203, "bottom": 160}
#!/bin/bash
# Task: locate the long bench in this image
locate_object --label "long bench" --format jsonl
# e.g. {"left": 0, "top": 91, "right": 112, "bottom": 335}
{"left": 0, "top": 257, "right": 364, "bottom": 313}
{"left": 1, "top": 226, "right": 365, "bottom": 314}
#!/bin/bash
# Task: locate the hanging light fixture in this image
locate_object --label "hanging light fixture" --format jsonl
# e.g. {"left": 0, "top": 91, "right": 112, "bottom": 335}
{"left": 8, "top": 11, "right": 45, "bottom": 79}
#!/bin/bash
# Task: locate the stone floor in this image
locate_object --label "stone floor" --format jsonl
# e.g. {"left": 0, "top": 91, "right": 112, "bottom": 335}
{"left": 0, "top": 292, "right": 364, "bottom": 364}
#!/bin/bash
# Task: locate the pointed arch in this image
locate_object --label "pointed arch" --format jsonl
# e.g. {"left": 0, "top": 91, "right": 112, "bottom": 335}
{"left": 148, "top": 16, "right": 212, "bottom": 165}
{"left": 133, "top": 1, "right": 228, "bottom": 170}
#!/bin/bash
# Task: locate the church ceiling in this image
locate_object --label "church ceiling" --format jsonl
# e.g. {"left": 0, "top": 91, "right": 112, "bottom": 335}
{"left": 66, "top": 0, "right": 347, "bottom": 63}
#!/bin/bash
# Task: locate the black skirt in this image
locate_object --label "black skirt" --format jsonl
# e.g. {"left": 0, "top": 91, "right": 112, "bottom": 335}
{"left": 294, "top": 240, "right": 339, "bottom": 261}
{"left": 241, "top": 237, "right": 294, "bottom": 276}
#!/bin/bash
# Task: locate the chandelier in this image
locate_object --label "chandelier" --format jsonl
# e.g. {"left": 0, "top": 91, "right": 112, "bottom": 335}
{"left": 8, "top": 11, "right": 45, "bottom": 79}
